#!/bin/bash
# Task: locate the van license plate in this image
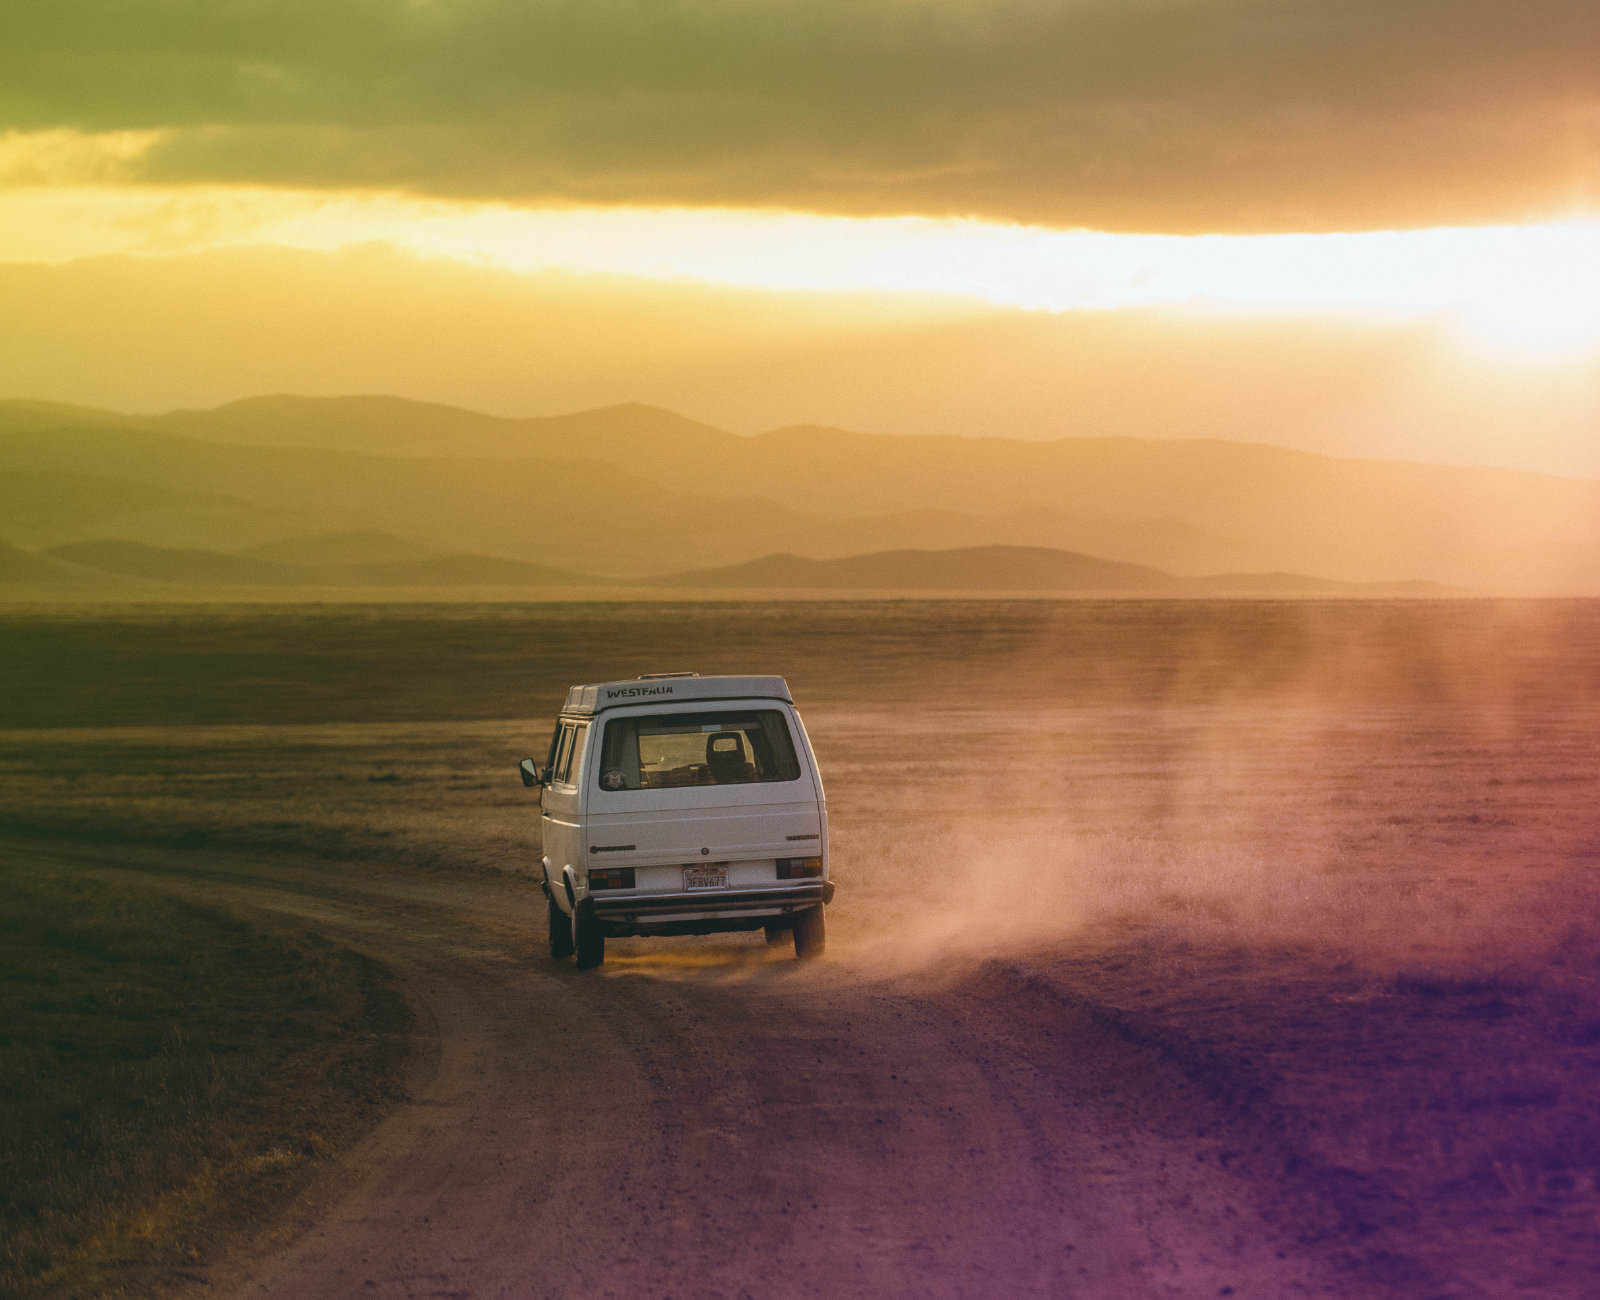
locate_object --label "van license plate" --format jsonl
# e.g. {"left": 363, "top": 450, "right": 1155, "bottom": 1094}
{"left": 683, "top": 865, "right": 729, "bottom": 891}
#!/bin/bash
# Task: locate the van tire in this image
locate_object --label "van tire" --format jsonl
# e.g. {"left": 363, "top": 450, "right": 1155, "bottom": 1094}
{"left": 763, "top": 922, "right": 790, "bottom": 947}
{"left": 574, "top": 901, "right": 606, "bottom": 970}
{"left": 548, "top": 895, "right": 575, "bottom": 959}
{"left": 792, "top": 905, "right": 826, "bottom": 960}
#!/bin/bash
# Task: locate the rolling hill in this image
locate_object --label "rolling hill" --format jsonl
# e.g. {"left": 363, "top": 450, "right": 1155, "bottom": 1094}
{"left": 38, "top": 539, "right": 596, "bottom": 588}
{"left": 46, "top": 540, "right": 299, "bottom": 585}
{"left": 2, "top": 394, "right": 1596, "bottom": 593}
{"left": 4, "top": 536, "right": 1445, "bottom": 597}
{"left": 120, "top": 396, "right": 1600, "bottom": 589}
{"left": 240, "top": 531, "right": 441, "bottom": 566}
{"left": 0, "top": 539, "right": 119, "bottom": 588}
{"left": 656, "top": 548, "right": 1453, "bottom": 595}
{"left": 659, "top": 547, "right": 1179, "bottom": 592}
{"left": 0, "top": 468, "right": 300, "bottom": 551}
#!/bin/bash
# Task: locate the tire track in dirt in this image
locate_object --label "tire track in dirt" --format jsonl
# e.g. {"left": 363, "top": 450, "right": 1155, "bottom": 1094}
{"left": 19, "top": 840, "right": 1373, "bottom": 1299}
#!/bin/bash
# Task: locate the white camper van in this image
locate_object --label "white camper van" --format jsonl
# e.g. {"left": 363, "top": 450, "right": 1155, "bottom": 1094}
{"left": 520, "top": 674, "right": 833, "bottom": 969}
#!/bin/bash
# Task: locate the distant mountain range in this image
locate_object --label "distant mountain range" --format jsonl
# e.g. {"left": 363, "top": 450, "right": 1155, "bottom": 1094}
{"left": 1, "top": 394, "right": 1596, "bottom": 596}
{"left": 655, "top": 547, "right": 1443, "bottom": 596}
{"left": 40, "top": 537, "right": 591, "bottom": 589}
{"left": 1, "top": 536, "right": 1445, "bottom": 598}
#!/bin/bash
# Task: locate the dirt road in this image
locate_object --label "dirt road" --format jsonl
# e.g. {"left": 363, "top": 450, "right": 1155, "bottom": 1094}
{"left": 24, "top": 841, "right": 1386, "bottom": 1300}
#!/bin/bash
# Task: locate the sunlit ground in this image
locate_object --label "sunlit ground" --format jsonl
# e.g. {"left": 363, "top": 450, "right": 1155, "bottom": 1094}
{"left": 6, "top": 599, "right": 1600, "bottom": 1294}
{"left": 3, "top": 598, "right": 1595, "bottom": 978}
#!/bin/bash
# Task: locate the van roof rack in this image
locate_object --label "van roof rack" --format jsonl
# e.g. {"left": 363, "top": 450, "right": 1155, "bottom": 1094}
{"left": 561, "top": 674, "right": 792, "bottom": 715}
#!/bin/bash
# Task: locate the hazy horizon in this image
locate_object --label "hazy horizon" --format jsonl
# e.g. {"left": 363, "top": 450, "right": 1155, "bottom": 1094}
{"left": 8, "top": 383, "right": 1600, "bottom": 485}
{"left": 5, "top": 2, "right": 1598, "bottom": 545}
{"left": 4, "top": 393, "right": 1598, "bottom": 595}
{"left": 6, "top": 246, "right": 1600, "bottom": 482}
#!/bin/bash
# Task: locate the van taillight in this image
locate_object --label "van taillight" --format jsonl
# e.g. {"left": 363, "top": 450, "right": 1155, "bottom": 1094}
{"left": 776, "top": 857, "right": 823, "bottom": 879}
{"left": 587, "top": 867, "right": 635, "bottom": 890}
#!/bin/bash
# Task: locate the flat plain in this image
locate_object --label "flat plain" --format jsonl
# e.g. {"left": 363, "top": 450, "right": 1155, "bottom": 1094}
{"left": 3, "top": 598, "right": 1599, "bottom": 1297}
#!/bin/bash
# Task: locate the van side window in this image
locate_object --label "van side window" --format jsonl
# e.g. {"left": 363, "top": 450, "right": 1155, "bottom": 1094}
{"left": 598, "top": 710, "right": 800, "bottom": 791}
{"left": 556, "top": 722, "right": 588, "bottom": 786}
{"left": 550, "top": 723, "right": 573, "bottom": 785}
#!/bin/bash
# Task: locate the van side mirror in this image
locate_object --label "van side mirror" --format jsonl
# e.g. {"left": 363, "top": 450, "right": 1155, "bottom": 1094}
{"left": 519, "top": 758, "right": 545, "bottom": 788}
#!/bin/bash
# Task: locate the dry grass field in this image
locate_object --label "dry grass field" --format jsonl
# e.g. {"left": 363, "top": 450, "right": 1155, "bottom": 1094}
{"left": 0, "top": 858, "right": 409, "bottom": 1298}
{"left": 3, "top": 597, "right": 1598, "bottom": 1295}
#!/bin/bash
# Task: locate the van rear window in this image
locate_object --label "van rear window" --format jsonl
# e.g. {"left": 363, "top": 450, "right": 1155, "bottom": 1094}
{"left": 598, "top": 710, "right": 800, "bottom": 791}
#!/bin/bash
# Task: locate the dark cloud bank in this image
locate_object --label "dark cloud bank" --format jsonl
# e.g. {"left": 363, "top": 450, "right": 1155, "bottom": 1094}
{"left": 6, "top": 0, "right": 1599, "bottom": 231}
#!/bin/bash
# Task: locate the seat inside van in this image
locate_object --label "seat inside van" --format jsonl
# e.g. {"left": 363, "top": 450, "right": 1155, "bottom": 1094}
{"left": 706, "top": 731, "right": 753, "bottom": 783}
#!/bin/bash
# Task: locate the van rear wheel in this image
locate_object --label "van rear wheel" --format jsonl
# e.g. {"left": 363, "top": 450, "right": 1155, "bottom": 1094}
{"left": 548, "top": 894, "right": 574, "bottom": 960}
{"left": 574, "top": 901, "right": 605, "bottom": 970}
{"left": 792, "top": 905, "right": 826, "bottom": 960}
{"left": 763, "top": 922, "right": 790, "bottom": 947}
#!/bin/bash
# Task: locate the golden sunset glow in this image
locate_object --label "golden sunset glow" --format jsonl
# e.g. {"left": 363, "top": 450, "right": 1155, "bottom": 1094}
{"left": 4, "top": 2, "right": 1600, "bottom": 483}
{"left": 6, "top": 182, "right": 1599, "bottom": 365}
{"left": 1449, "top": 239, "right": 1600, "bottom": 363}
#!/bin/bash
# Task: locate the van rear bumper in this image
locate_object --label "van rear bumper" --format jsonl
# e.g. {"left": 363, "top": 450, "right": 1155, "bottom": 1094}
{"left": 591, "top": 880, "right": 834, "bottom": 936}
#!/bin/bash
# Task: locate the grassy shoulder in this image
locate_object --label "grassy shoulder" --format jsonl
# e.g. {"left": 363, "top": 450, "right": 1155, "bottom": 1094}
{"left": 0, "top": 854, "right": 411, "bottom": 1299}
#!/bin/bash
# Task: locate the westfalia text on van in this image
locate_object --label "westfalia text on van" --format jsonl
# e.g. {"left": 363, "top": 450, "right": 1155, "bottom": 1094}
{"left": 520, "top": 674, "right": 833, "bottom": 969}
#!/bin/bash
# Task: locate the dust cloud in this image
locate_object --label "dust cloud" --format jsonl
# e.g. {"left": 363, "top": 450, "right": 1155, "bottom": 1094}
{"left": 808, "top": 598, "right": 1600, "bottom": 981}
{"left": 1, "top": 597, "right": 1593, "bottom": 984}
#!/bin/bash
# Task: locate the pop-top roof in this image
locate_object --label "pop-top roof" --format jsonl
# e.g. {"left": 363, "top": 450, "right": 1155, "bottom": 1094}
{"left": 561, "top": 673, "right": 793, "bottom": 716}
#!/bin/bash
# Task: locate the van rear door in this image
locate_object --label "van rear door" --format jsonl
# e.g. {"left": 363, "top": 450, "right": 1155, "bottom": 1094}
{"left": 580, "top": 702, "right": 824, "bottom": 877}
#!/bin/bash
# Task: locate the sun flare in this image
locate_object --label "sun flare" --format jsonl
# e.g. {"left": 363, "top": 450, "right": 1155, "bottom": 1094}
{"left": 3, "top": 182, "right": 1600, "bottom": 366}
{"left": 1448, "top": 233, "right": 1600, "bottom": 363}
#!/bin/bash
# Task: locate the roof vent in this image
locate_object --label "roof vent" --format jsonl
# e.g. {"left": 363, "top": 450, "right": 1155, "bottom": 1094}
{"left": 636, "top": 672, "right": 700, "bottom": 680}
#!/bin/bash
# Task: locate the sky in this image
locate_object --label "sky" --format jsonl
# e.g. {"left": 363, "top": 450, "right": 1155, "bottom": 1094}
{"left": 3, "top": 0, "right": 1598, "bottom": 475}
